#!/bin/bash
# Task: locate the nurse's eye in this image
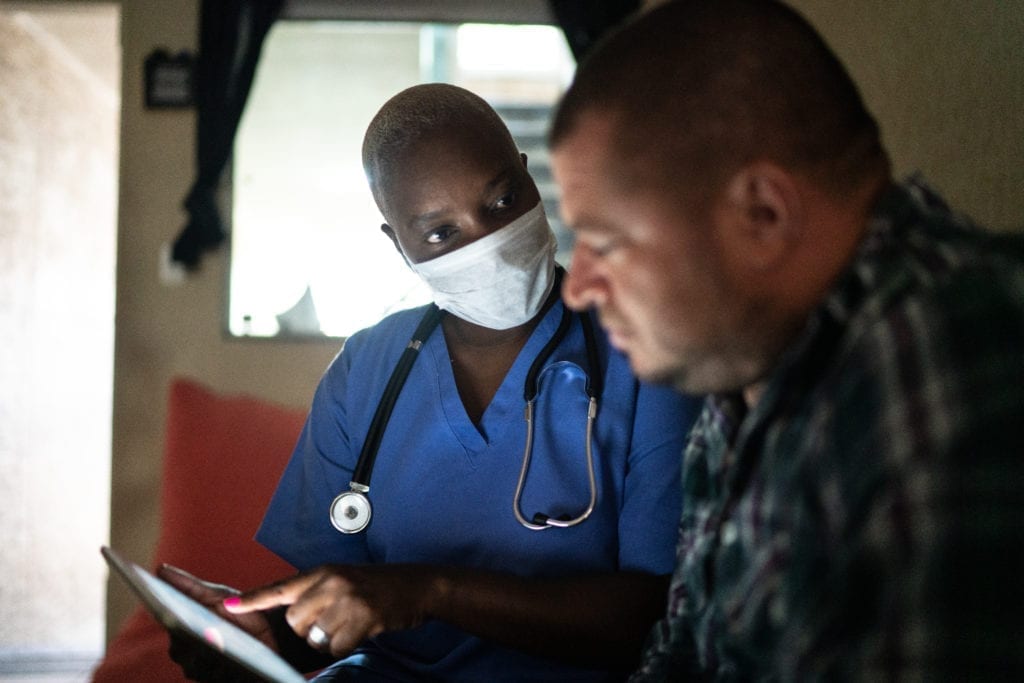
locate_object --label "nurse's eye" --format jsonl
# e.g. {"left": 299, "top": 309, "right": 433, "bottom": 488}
{"left": 425, "top": 226, "right": 456, "bottom": 244}
{"left": 492, "top": 191, "right": 517, "bottom": 212}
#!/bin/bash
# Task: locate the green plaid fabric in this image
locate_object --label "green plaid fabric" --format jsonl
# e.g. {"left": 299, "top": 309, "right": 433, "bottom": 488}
{"left": 632, "top": 178, "right": 1024, "bottom": 681}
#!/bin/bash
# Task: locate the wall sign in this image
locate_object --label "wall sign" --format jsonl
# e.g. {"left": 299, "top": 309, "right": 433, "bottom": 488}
{"left": 144, "top": 49, "right": 195, "bottom": 108}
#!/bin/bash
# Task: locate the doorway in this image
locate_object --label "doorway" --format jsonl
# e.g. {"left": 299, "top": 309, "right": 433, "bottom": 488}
{"left": 0, "top": 3, "right": 120, "bottom": 680}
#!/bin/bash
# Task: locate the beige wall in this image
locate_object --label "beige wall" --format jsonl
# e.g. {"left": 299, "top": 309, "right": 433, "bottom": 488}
{"left": 107, "top": 0, "right": 339, "bottom": 641}
{"left": 1, "top": 3, "right": 119, "bottom": 657}
{"left": 787, "top": 0, "right": 1024, "bottom": 231}
{"left": 97, "top": 0, "right": 1023, "bottom": 641}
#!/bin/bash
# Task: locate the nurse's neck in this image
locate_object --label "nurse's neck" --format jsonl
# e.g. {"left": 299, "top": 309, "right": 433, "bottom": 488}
{"left": 443, "top": 307, "right": 547, "bottom": 425}
{"left": 442, "top": 314, "right": 537, "bottom": 349}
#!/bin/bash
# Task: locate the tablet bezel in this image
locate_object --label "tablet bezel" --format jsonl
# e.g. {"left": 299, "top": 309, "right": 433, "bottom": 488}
{"left": 101, "top": 546, "right": 306, "bottom": 683}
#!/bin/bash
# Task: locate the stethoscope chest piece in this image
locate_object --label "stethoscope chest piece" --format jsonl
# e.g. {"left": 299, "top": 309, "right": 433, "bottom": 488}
{"left": 326, "top": 293, "right": 603, "bottom": 535}
{"left": 329, "top": 489, "right": 371, "bottom": 534}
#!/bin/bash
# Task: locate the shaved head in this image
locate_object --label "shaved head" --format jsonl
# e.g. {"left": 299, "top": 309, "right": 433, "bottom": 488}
{"left": 550, "top": 0, "right": 889, "bottom": 208}
{"left": 362, "top": 83, "right": 519, "bottom": 223}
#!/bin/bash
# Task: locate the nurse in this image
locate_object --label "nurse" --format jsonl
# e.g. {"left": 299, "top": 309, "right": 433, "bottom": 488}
{"left": 162, "top": 83, "right": 701, "bottom": 682}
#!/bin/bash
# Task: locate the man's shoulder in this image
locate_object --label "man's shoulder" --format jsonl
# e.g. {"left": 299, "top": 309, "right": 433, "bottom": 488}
{"left": 880, "top": 177, "right": 1024, "bottom": 270}
{"left": 808, "top": 182, "right": 1024, "bottom": 453}
{"left": 852, "top": 178, "right": 1024, "bottom": 325}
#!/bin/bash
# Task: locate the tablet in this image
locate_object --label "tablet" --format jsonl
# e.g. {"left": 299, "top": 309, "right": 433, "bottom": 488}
{"left": 101, "top": 546, "right": 306, "bottom": 683}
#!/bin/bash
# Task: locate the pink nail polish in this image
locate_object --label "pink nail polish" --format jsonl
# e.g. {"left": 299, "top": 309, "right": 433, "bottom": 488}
{"left": 223, "top": 596, "right": 241, "bottom": 609}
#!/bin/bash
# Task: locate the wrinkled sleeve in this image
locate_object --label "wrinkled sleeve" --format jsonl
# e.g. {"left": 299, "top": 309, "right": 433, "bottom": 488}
{"left": 629, "top": 609, "right": 708, "bottom": 682}
{"left": 792, "top": 276, "right": 1024, "bottom": 678}
{"left": 629, "top": 406, "right": 713, "bottom": 682}
{"left": 256, "top": 343, "right": 373, "bottom": 571}
{"left": 617, "top": 383, "right": 702, "bottom": 575}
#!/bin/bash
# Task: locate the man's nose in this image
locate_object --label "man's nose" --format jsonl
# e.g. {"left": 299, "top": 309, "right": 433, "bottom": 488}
{"left": 562, "top": 247, "right": 603, "bottom": 311}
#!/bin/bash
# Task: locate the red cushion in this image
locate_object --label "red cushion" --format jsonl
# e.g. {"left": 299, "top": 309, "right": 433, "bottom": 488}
{"left": 92, "top": 378, "right": 305, "bottom": 682}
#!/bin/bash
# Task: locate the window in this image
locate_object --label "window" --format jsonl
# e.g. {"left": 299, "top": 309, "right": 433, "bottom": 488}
{"left": 229, "top": 18, "right": 575, "bottom": 338}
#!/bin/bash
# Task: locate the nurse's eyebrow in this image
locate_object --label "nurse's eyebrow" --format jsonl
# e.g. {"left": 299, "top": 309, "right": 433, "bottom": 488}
{"left": 410, "top": 209, "right": 450, "bottom": 230}
{"left": 484, "top": 166, "right": 516, "bottom": 193}
{"left": 407, "top": 164, "right": 519, "bottom": 229}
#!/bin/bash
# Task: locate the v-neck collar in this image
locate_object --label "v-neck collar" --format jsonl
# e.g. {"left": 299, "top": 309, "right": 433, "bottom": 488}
{"left": 426, "top": 299, "right": 567, "bottom": 455}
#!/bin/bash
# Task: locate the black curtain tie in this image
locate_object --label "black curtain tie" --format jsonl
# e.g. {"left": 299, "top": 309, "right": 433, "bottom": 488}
{"left": 172, "top": 0, "right": 284, "bottom": 270}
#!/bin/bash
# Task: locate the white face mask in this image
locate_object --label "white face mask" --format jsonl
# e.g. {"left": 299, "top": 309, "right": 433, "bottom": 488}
{"left": 411, "top": 201, "right": 557, "bottom": 330}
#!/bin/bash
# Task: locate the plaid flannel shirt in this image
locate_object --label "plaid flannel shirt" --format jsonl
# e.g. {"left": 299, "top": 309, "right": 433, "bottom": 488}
{"left": 631, "top": 178, "right": 1024, "bottom": 681}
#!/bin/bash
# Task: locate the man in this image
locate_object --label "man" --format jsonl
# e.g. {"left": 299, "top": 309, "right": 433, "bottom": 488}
{"left": 550, "top": 0, "right": 1024, "bottom": 679}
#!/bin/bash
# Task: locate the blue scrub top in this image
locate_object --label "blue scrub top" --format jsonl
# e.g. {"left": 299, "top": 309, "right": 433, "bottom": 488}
{"left": 257, "top": 297, "right": 702, "bottom": 681}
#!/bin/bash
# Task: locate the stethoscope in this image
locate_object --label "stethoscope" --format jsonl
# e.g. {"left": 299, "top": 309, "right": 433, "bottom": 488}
{"left": 329, "top": 288, "right": 603, "bottom": 534}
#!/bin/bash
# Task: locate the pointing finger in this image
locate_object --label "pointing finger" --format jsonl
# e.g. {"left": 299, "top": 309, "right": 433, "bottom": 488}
{"left": 159, "top": 564, "right": 240, "bottom": 601}
{"left": 223, "top": 572, "right": 321, "bottom": 614}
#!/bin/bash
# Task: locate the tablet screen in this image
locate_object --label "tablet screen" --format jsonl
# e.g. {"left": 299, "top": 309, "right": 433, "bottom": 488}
{"left": 102, "top": 546, "right": 306, "bottom": 683}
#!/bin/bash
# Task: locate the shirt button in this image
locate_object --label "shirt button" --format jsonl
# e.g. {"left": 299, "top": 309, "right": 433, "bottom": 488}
{"left": 720, "top": 521, "right": 738, "bottom": 546}
{"left": 769, "top": 596, "right": 788, "bottom": 625}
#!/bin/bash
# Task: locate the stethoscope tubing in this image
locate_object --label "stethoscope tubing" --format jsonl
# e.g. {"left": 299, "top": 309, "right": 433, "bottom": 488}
{"left": 351, "top": 304, "right": 443, "bottom": 488}
{"left": 513, "top": 394, "right": 598, "bottom": 530}
{"left": 328, "top": 304, "right": 442, "bottom": 534}
{"left": 330, "top": 276, "right": 602, "bottom": 534}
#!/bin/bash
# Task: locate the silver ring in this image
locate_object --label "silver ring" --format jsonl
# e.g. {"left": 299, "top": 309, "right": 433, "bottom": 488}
{"left": 307, "top": 624, "right": 330, "bottom": 648}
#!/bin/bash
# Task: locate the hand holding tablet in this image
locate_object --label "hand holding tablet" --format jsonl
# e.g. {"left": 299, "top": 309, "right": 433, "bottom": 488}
{"left": 101, "top": 546, "right": 306, "bottom": 683}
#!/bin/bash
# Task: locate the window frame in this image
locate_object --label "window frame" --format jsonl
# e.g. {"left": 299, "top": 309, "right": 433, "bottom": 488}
{"left": 223, "top": 1, "right": 570, "bottom": 341}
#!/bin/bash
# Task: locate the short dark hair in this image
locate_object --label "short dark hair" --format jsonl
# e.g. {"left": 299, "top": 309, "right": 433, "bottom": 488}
{"left": 362, "top": 83, "right": 518, "bottom": 220}
{"left": 550, "top": 0, "right": 888, "bottom": 201}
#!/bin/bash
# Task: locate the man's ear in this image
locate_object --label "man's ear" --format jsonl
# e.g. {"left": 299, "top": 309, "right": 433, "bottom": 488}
{"left": 520, "top": 152, "right": 529, "bottom": 169}
{"left": 717, "top": 162, "right": 802, "bottom": 271}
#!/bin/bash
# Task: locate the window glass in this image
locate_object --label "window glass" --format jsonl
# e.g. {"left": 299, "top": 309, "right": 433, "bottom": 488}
{"left": 230, "top": 21, "right": 574, "bottom": 338}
